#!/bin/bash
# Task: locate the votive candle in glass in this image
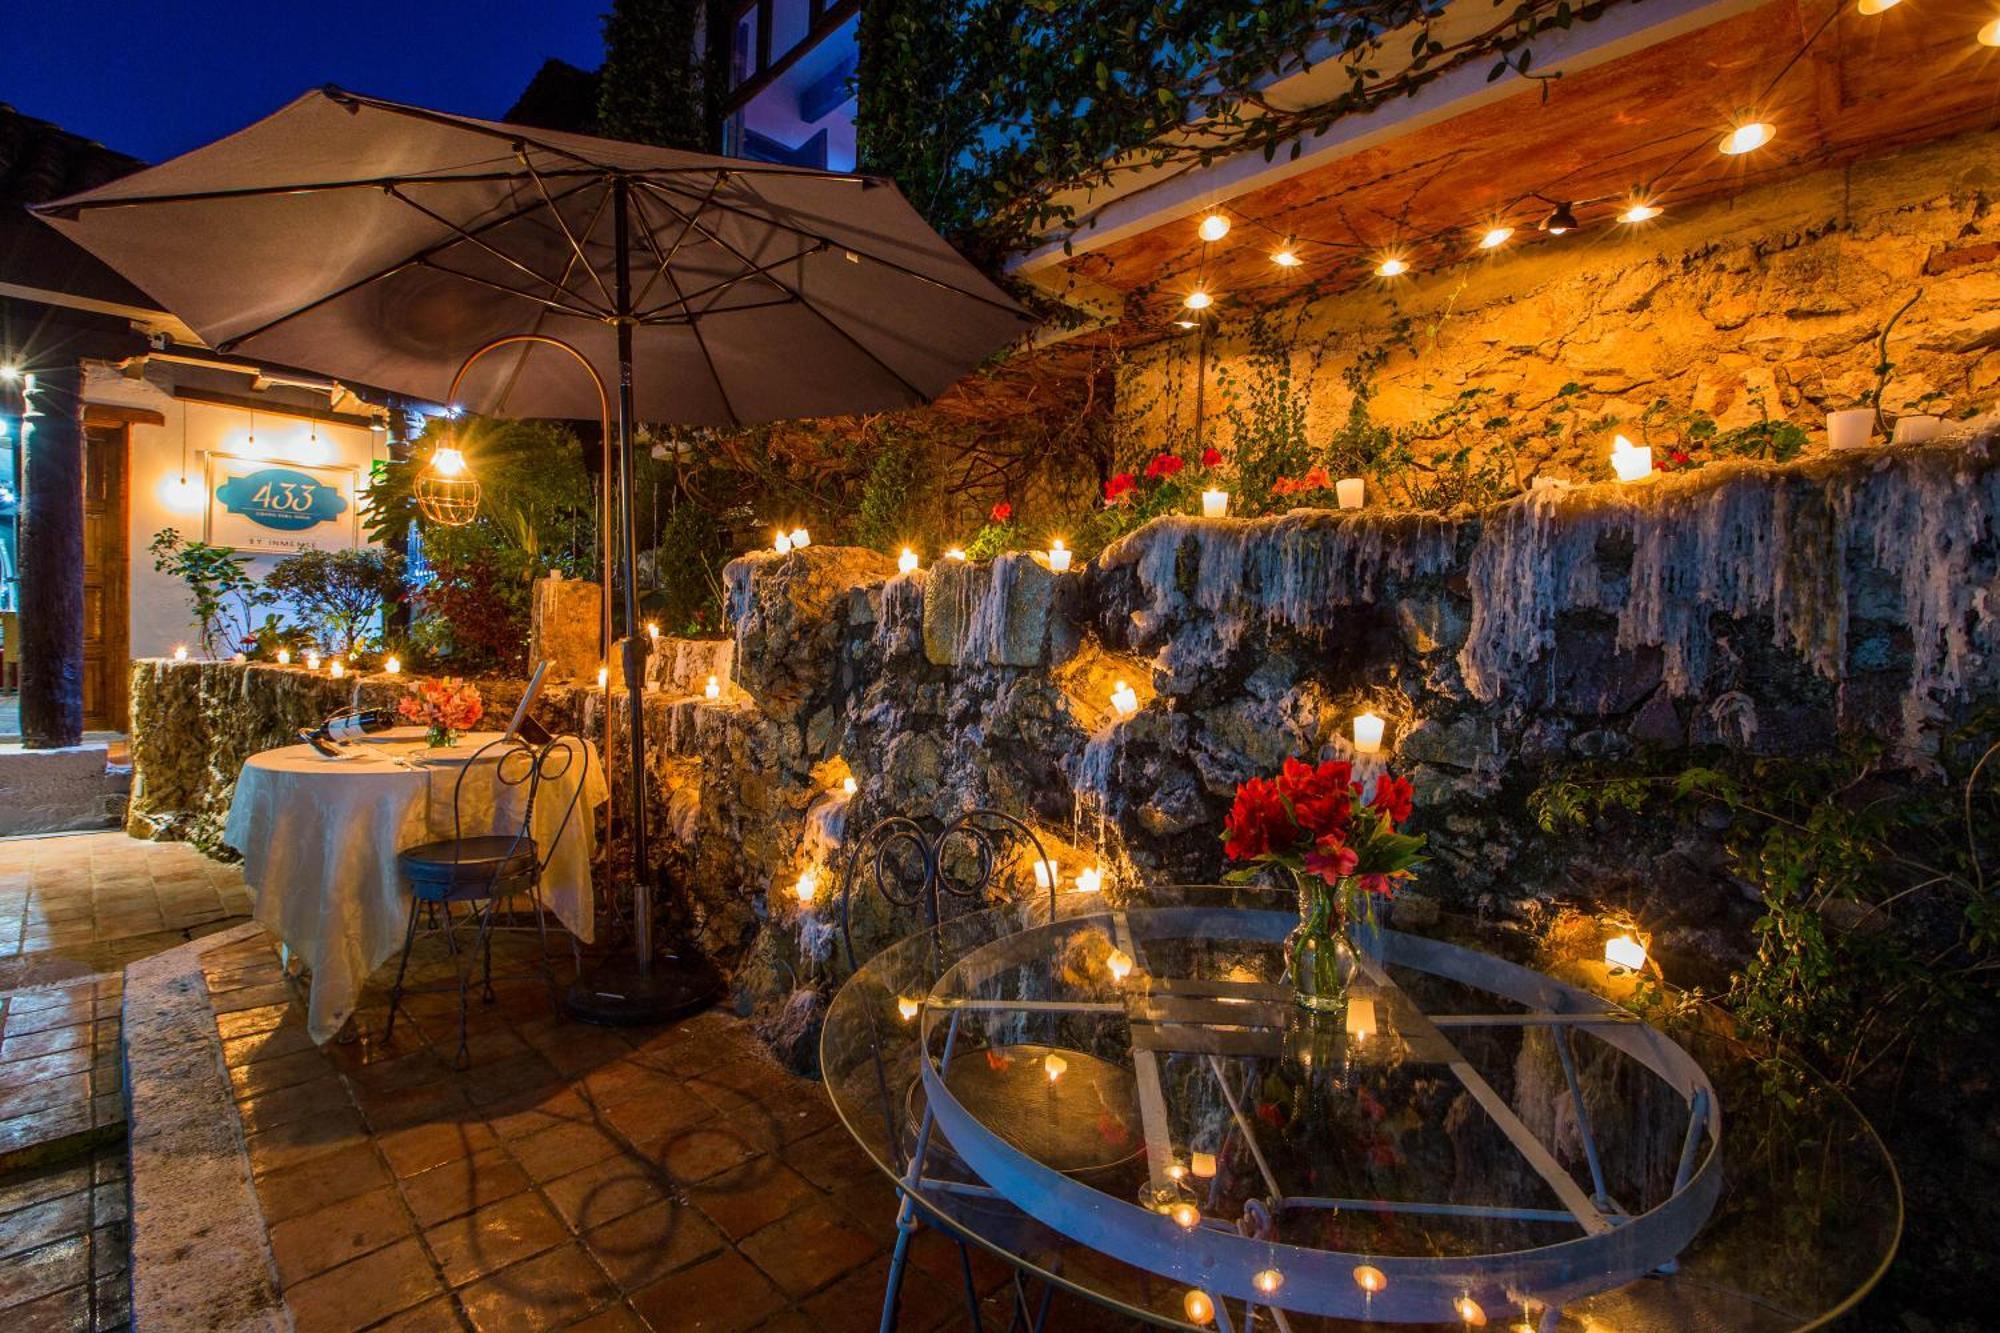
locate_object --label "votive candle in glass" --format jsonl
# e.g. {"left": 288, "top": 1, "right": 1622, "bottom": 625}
{"left": 1353, "top": 711, "right": 1386, "bottom": 754}
{"left": 1335, "top": 477, "right": 1365, "bottom": 509}
{"left": 1610, "top": 434, "right": 1653, "bottom": 482}
{"left": 1201, "top": 489, "right": 1229, "bottom": 518}
{"left": 1047, "top": 539, "right": 1071, "bottom": 573}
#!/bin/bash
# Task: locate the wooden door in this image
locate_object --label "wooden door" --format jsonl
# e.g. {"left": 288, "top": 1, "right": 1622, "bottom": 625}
{"left": 81, "top": 424, "right": 129, "bottom": 732}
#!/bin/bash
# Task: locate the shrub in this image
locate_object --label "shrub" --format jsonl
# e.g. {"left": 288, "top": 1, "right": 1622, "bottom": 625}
{"left": 264, "top": 548, "right": 404, "bottom": 655}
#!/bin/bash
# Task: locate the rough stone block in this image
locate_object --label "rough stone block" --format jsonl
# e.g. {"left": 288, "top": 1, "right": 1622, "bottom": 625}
{"left": 921, "top": 553, "right": 1063, "bottom": 668}
{"left": 0, "top": 743, "right": 118, "bottom": 836}
{"left": 528, "top": 574, "right": 602, "bottom": 682}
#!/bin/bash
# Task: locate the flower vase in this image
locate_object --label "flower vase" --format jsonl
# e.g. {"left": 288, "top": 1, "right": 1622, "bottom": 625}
{"left": 425, "top": 724, "right": 459, "bottom": 749}
{"left": 1284, "top": 870, "right": 1353, "bottom": 1013}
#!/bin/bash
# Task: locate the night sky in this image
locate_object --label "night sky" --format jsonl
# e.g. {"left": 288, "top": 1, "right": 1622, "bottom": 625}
{"left": 4, "top": 2, "right": 607, "bottom": 164}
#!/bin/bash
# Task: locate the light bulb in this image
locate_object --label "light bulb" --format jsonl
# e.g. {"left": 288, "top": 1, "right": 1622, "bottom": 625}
{"left": 385, "top": 656, "right": 401, "bottom": 675}
{"left": 432, "top": 447, "right": 466, "bottom": 477}
{"left": 898, "top": 547, "right": 919, "bottom": 574}
{"left": 1353, "top": 712, "right": 1386, "bottom": 754}
{"left": 1169, "top": 1201, "right": 1200, "bottom": 1230}
{"left": 842, "top": 776, "right": 858, "bottom": 795}
{"left": 705, "top": 674, "right": 721, "bottom": 699}
{"left": 1376, "top": 257, "right": 1408, "bottom": 277}
{"left": 1479, "top": 226, "right": 1513, "bottom": 249}
{"left": 1719, "top": 121, "right": 1774, "bottom": 155}
{"left": 1856, "top": 0, "right": 1899, "bottom": 12}
{"left": 789, "top": 527, "right": 811, "bottom": 549}
{"left": 794, "top": 869, "right": 818, "bottom": 904}
{"left": 1075, "top": 865, "right": 1103, "bottom": 894}
{"left": 1353, "top": 1265, "right": 1387, "bottom": 1294}
{"left": 1106, "top": 948, "right": 1132, "bottom": 982}
{"left": 1183, "top": 289, "right": 1213, "bottom": 311}
{"left": 1253, "top": 1268, "right": 1284, "bottom": 1295}
{"left": 1043, "top": 1052, "right": 1067, "bottom": 1083}
{"left": 897, "top": 996, "right": 920, "bottom": 1022}
{"left": 1197, "top": 213, "right": 1230, "bottom": 242}
{"left": 1619, "top": 202, "right": 1662, "bottom": 223}
{"left": 1183, "top": 1290, "right": 1215, "bottom": 1326}
{"left": 1271, "top": 249, "right": 1300, "bottom": 268}
{"left": 1605, "top": 933, "right": 1648, "bottom": 973}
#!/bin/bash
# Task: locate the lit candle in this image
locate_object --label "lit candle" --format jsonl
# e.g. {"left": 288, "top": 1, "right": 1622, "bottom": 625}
{"left": 1183, "top": 1290, "right": 1215, "bottom": 1326}
{"left": 646, "top": 622, "right": 659, "bottom": 642}
{"left": 774, "top": 529, "right": 792, "bottom": 555}
{"left": 597, "top": 665, "right": 609, "bottom": 689}
{"left": 1336, "top": 477, "right": 1365, "bottom": 509}
{"left": 1169, "top": 1201, "right": 1201, "bottom": 1230}
{"left": 1253, "top": 1268, "right": 1284, "bottom": 1296}
{"left": 897, "top": 996, "right": 920, "bottom": 1023}
{"left": 1454, "top": 1295, "right": 1488, "bottom": 1326}
{"left": 945, "top": 547, "right": 966, "bottom": 561}
{"left": 788, "top": 527, "right": 811, "bottom": 550}
{"left": 1201, "top": 489, "right": 1229, "bottom": 518}
{"left": 842, "top": 776, "right": 858, "bottom": 795}
{"left": 305, "top": 651, "right": 320, "bottom": 671}
{"left": 1190, "top": 1150, "right": 1216, "bottom": 1179}
{"left": 172, "top": 645, "right": 188, "bottom": 662}
{"left": 1611, "top": 434, "right": 1653, "bottom": 482}
{"left": 1353, "top": 712, "right": 1386, "bottom": 754}
{"left": 794, "top": 868, "right": 818, "bottom": 904}
{"left": 705, "top": 675, "right": 721, "bottom": 699}
{"left": 329, "top": 659, "right": 345, "bottom": 679}
{"left": 230, "top": 652, "right": 247, "bottom": 665}
{"left": 384, "top": 656, "right": 401, "bottom": 675}
{"left": 1106, "top": 948, "right": 1133, "bottom": 982}
{"left": 1110, "top": 681, "right": 1139, "bottom": 716}
{"left": 1046, "top": 539, "right": 1071, "bottom": 573}
{"left": 1032, "top": 859, "right": 1060, "bottom": 890}
{"left": 898, "top": 547, "right": 919, "bottom": 574}
{"left": 1353, "top": 1265, "right": 1387, "bottom": 1294}
{"left": 1075, "top": 865, "right": 1103, "bottom": 894}
{"left": 1043, "top": 1052, "right": 1067, "bottom": 1083}
{"left": 1605, "top": 933, "right": 1648, "bottom": 973}
{"left": 277, "top": 648, "right": 291, "bottom": 665}
{"left": 1166, "top": 1160, "right": 1187, "bottom": 1183}
{"left": 1346, "top": 996, "right": 1378, "bottom": 1043}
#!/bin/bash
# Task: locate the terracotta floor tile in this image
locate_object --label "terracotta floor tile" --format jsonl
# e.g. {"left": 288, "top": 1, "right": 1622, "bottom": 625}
{"left": 801, "top": 1254, "right": 962, "bottom": 1333}
{"left": 738, "top": 1198, "right": 883, "bottom": 1299}
{"left": 652, "top": 1121, "right": 766, "bottom": 1186}
{"left": 255, "top": 1141, "right": 392, "bottom": 1225}
{"left": 283, "top": 1236, "right": 444, "bottom": 1333}
{"left": 227, "top": 1047, "right": 335, "bottom": 1100}
{"left": 628, "top": 1250, "right": 786, "bottom": 1333}
{"left": 782, "top": 1125, "right": 882, "bottom": 1193}
{"left": 266, "top": 1185, "right": 413, "bottom": 1286}
{"left": 245, "top": 1104, "right": 371, "bottom": 1177}
{"left": 236, "top": 1075, "right": 352, "bottom": 1136}
{"left": 366, "top": 1294, "right": 465, "bottom": 1332}
{"left": 0, "top": 1161, "right": 91, "bottom": 1218}
{"left": 562, "top": 1302, "right": 651, "bottom": 1333}
{"left": 455, "top": 1242, "right": 618, "bottom": 1333}
{"left": 0, "top": 1022, "right": 89, "bottom": 1063}
{"left": 221, "top": 1022, "right": 319, "bottom": 1068}
{"left": 508, "top": 1120, "right": 623, "bottom": 1184}
{"left": 582, "top": 1199, "right": 724, "bottom": 1292}
{"left": 422, "top": 1190, "right": 570, "bottom": 1288}
{"left": 686, "top": 1158, "right": 821, "bottom": 1242}
{"left": 379, "top": 1117, "right": 502, "bottom": 1179}
{"left": 400, "top": 1147, "right": 533, "bottom": 1229}
{"left": 485, "top": 1085, "right": 595, "bottom": 1142}
{"left": 541, "top": 1155, "right": 671, "bottom": 1233}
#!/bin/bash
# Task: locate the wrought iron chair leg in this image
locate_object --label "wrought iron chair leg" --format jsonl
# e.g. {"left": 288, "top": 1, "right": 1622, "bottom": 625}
{"left": 529, "top": 880, "right": 559, "bottom": 1004}
{"left": 953, "top": 1238, "right": 984, "bottom": 1333}
{"left": 877, "top": 1192, "right": 922, "bottom": 1333}
{"left": 477, "top": 895, "right": 498, "bottom": 1004}
{"left": 437, "top": 900, "right": 472, "bottom": 1069}
{"left": 382, "top": 893, "right": 424, "bottom": 1045}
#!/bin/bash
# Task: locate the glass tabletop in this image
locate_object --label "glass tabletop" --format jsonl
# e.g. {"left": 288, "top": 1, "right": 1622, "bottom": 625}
{"left": 820, "top": 883, "right": 1900, "bottom": 1331}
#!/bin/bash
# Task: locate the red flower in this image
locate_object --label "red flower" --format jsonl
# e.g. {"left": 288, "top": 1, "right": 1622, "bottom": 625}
{"left": 1256, "top": 1100, "right": 1285, "bottom": 1128}
{"left": 1103, "top": 472, "right": 1137, "bottom": 505}
{"left": 1371, "top": 773, "right": 1414, "bottom": 825}
{"left": 1201, "top": 447, "right": 1223, "bottom": 468}
{"left": 1222, "top": 775, "right": 1290, "bottom": 861}
{"left": 1304, "top": 837, "right": 1359, "bottom": 884}
{"left": 1356, "top": 873, "right": 1398, "bottom": 897}
{"left": 989, "top": 501, "right": 1013, "bottom": 523}
{"left": 1144, "top": 452, "right": 1185, "bottom": 480}
{"left": 1278, "top": 757, "right": 1355, "bottom": 840}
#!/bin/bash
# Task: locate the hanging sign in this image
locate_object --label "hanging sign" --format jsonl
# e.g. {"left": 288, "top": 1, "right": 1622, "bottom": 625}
{"left": 204, "top": 453, "right": 360, "bottom": 553}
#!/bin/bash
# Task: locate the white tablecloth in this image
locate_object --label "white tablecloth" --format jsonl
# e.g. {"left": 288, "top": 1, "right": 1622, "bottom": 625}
{"left": 222, "top": 728, "right": 606, "bottom": 1043}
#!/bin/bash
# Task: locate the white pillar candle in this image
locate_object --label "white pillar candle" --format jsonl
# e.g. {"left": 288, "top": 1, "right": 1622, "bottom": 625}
{"left": 597, "top": 665, "right": 609, "bottom": 689}
{"left": 898, "top": 547, "right": 919, "bottom": 574}
{"left": 329, "top": 659, "right": 345, "bottom": 679}
{"left": 774, "top": 530, "right": 792, "bottom": 554}
{"left": 842, "top": 776, "right": 858, "bottom": 795}
{"left": 1827, "top": 409, "right": 1874, "bottom": 451}
{"left": 1106, "top": 948, "right": 1132, "bottom": 982}
{"left": 705, "top": 675, "right": 721, "bottom": 699}
{"left": 1201, "top": 489, "right": 1229, "bottom": 518}
{"left": 1032, "top": 858, "right": 1060, "bottom": 889}
{"left": 1075, "top": 865, "right": 1103, "bottom": 893}
{"left": 1610, "top": 434, "right": 1653, "bottom": 482}
{"left": 794, "top": 868, "right": 818, "bottom": 904}
{"left": 1335, "top": 477, "right": 1365, "bottom": 509}
{"left": 1891, "top": 414, "right": 1941, "bottom": 445}
{"left": 1110, "top": 681, "right": 1139, "bottom": 716}
{"left": 1046, "top": 539, "right": 1071, "bottom": 573}
{"left": 276, "top": 648, "right": 291, "bottom": 665}
{"left": 305, "top": 651, "right": 320, "bottom": 670}
{"left": 1352, "top": 711, "right": 1386, "bottom": 754}
{"left": 172, "top": 645, "right": 188, "bottom": 662}
{"left": 788, "top": 527, "right": 811, "bottom": 550}
{"left": 1605, "top": 933, "right": 1648, "bottom": 973}
{"left": 384, "top": 656, "right": 401, "bottom": 674}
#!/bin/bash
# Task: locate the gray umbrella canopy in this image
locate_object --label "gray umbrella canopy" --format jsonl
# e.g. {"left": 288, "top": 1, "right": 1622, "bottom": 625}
{"left": 33, "top": 87, "right": 1028, "bottom": 424}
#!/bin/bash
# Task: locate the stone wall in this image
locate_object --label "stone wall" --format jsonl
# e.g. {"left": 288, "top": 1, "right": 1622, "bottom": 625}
{"left": 1121, "top": 127, "right": 2000, "bottom": 492}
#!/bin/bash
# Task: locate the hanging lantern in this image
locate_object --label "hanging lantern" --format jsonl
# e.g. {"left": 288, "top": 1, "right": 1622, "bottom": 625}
{"left": 415, "top": 444, "right": 480, "bottom": 527}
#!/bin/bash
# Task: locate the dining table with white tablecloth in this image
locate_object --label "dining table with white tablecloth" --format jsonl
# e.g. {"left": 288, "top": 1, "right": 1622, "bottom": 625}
{"left": 222, "top": 728, "right": 606, "bottom": 1043}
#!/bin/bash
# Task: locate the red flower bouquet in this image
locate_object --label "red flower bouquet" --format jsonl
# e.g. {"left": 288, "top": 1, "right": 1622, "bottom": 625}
{"left": 1103, "top": 472, "right": 1138, "bottom": 505}
{"left": 1143, "top": 451, "right": 1185, "bottom": 480}
{"left": 397, "top": 676, "right": 485, "bottom": 748}
{"left": 1222, "top": 757, "right": 1424, "bottom": 1010}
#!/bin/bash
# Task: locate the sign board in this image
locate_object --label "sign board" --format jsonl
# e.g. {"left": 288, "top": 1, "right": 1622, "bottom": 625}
{"left": 204, "top": 453, "right": 360, "bottom": 554}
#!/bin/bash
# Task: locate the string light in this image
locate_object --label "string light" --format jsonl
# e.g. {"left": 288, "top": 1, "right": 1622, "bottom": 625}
{"left": 1183, "top": 289, "right": 1214, "bottom": 311}
{"left": 1270, "top": 247, "right": 1301, "bottom": 267}
{"left": 1619, "top": 201, "right": 1662, "bottom": 223}
{"left": 1980, "top": 16, "right": 2000, "bottom": 43}
{"left": 1478, "top": 226, "right": 1512, "bottom": 249}
{"left": 1540, "top": 200, "right": 1579, "bottom": 234}
{"left": 1375, "top": 256, "right": 1408, "bottom": 277}
{"left": 1719, "top": 121, "right": 1774, "bottom": 155}
{"left": 1856, "top": 0, "right": 1899, "bottom": 13}
{"left": 1198, "top": 213, "right": 1231, "bottom": 242}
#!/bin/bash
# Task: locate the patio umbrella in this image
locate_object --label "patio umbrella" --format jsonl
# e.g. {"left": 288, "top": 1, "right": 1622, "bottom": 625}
{"left": 35, "top": 86, "right": 1030, "bottom": 1021}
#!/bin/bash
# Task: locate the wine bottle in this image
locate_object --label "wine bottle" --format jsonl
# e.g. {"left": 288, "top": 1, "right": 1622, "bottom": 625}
{"left": 298, "top": 707, "right": 397, "bottom": 757}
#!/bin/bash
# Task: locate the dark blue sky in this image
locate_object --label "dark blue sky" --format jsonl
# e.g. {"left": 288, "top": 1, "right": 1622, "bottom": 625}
{"left": 5, "top": 2, "right": 606, "bottom": 163}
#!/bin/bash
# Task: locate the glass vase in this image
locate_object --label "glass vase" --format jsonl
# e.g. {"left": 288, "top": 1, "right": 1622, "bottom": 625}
{"left": 425, "top": 723, "right": 458, "bottom": 749}
{"left": 1283, "top": 868, "right": 1353, "bottom": 1013}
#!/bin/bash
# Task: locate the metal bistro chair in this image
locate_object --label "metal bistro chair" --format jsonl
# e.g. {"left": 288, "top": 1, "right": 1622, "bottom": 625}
{"left": 836, "top": 807, "right": 1062, "bottom": 1333}
{"left": 382, "top": 733, "right": 588, "bottom": 1067}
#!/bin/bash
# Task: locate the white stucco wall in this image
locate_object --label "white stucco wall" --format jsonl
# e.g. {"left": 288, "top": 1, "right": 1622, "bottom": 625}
{"left": 82, "top": 363, "right": 386, "bottom": 660}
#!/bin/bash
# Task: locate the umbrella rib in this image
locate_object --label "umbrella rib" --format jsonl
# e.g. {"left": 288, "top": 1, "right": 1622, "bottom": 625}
{"left": 416, "top": 259, "right": 605, "bottom": 321}
{"left": 522, "top": 158, "right": 616, "bottom": 310}
{"left": 37, "top": 169, "right": 602, "bottom": 214}
{"left": 634, "top": 242, "right": 822, "bottom": 322}
{"left": 214, "top": 177, "right": 602, "bottom": 352}
{"left": 635, "top": 294, "right": 799, "bottom": 326}
{"left": 385, "top": 184, "right": 610, "bottom": 318}
{"left": 631, "top": 175, "right": 723, "bottom": 315}
{"left": 641, "top": 183, "right": 933, "bottom": 404}
{"left": 628, "top": 185, "right": 741, "bottom": 427}
{"left": 646, "top": 176, "right": 1026, "bottom": 322}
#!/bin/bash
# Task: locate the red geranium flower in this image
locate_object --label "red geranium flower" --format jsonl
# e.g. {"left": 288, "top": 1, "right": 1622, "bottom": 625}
{"left": 1200, "top": 447, "right": 1223, "bottom": 468}
{"left": 1103, "top": 472, "right": 1137, "bottom": 504}
{"left": 1304, "top": 837, "right": 1359, "bottom": 884}
{"left": 1278, "top": 757, "right": 1354, "bottom": 840}
{"left": 989, "top": 501, "right": 1013, "bottom": 523}
{"left": 1144, "top": 452, "right": 1185, "bottom": 480}
{"left": 1222, "top": 775, "right": 1290, "bottom": 861}
{"left": 1371, "top": 773, "right": 1414, "bottom": 825}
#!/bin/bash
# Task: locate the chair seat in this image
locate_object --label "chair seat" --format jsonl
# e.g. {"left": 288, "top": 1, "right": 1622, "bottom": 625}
{"left": 398, "top": 835, "right": 538, "bottom": 900}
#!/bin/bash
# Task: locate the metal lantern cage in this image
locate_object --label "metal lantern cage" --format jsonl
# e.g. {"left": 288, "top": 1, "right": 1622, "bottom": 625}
{"left": 414, "top": 449, "right": 481, "bottom": 527}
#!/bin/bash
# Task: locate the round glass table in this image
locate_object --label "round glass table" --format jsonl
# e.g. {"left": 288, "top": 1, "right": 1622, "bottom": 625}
{"left": 821, "top": 884, "right": 1900, "bottom": 1331}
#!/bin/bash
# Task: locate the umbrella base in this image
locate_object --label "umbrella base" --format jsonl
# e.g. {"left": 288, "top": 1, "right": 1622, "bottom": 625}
{"left": 565, "top": 949, "right": 722, "bottom": 1027}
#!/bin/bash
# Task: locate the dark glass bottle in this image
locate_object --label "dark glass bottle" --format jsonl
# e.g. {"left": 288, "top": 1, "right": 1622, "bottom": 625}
{"left": 298, "top": 708, "right": 396, "bottom": 756}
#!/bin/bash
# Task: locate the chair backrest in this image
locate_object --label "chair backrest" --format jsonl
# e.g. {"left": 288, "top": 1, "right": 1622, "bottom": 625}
{"left": 443, "top": 733, "right": 591, "bottom": 880}
{"left": 836, "top": 806, "right": 1058, "bottom": 972}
